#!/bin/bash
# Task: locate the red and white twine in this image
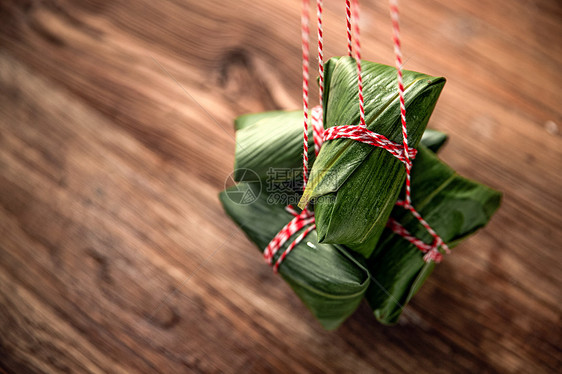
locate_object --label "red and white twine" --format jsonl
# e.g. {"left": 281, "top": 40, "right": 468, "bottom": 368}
{"left": 264, "top": 0, "right": 321, "bottom": 272}
{"left": 263, "top": 206, "right": 316, "bottom": 272}
{"left": 312, "top": 105, "right": 324, "bottom": 155}
{"left": 301, "top": 0, "right": 311, "bottom": 191}
{"left": 317, "top": 0, "right": 324, "bottom": 107}
{"left": 351, "top": 0, "right": 366, "bottom": 127}
{"left": 388, "top": 0, "right": 449, "bottom": 260}
{"left": 264, "top": 0, "right": 449, "bottom": 272}
{"left": 345, "top": 0, "right": 353, "bottom": 56}
{"left": 323, "top": 125, "right": 416, "bottom": 166}
{"left": 387, "top": 219, "right": 444, "bottom": 262}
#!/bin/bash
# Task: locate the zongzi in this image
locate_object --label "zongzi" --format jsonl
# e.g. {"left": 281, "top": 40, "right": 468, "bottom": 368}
{"left": 299, "top": 57, "right": 446, "bottom": 258}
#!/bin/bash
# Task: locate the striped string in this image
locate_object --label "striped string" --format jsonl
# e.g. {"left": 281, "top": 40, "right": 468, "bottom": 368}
{"left": 387, "top": 219, "right": 442, "bottom": 260}
{"left": 386, "top": 219, "right": 443, "bottom": 262}
{"left": 264, "top": 206, "right": 316, "bottom": 272}
{"left": 346, "top": 0, "right": 353, "bottom": 56}
{"left": 317, "top": 0, "right": 324, "bottom": 106}
{"left": 312, "top": 105, "right": 324, "bottom": 155}
{"left": 265, "top": 0, "right": 322, "bottom": 272}
{"left": 324, "top": 126, "right": 416, "bottom": 165}
{"left": 273, "top": 225, "right": 316, "bottom": 272}
{"left": 314, "top": 0, "right": 325, "bottom": 155}
{"left": 351, "top": 0, "right": 366, "bottom": 127}
{"left": 390, "top": 0, "right": 410, "bottom": 202}
{"left": 389, "top": 0, "right": 449, "bottom": 260}
{"left": 301, "top": 0, "right": 310, "bottom": 191}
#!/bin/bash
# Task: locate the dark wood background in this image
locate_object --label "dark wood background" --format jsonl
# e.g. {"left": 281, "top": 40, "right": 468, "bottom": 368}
{"left": 1, "top": 0, "right": 560, "bottom": 373}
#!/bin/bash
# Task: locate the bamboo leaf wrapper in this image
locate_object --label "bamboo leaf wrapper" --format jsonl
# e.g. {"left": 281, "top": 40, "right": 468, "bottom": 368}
{"left": 233, "top": 110, "right": 315, "bottom": 183}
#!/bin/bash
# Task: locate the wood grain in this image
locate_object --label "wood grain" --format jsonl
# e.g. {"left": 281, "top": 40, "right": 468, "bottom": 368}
{"left": 0, "top": 0, "right": 560, "bottom": 372}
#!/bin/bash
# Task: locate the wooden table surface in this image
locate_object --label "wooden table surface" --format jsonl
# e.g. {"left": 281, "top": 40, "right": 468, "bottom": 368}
{"left": 1, "top": 0, "right": 560, "bottom": 373}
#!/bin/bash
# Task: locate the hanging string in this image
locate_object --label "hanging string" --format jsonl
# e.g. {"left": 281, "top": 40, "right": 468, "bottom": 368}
{"left": 322, "top": 0, "right": 417, "bottom": 165}
{"left": 388, "top": 0, "right": 450, "bottom": 261}
{"left": 317, "top": 0, "right": 324, "bottom": 106}
{"left": 301, "top": 0, "right": 326, "bottom": 186}
{"left": 264, "top": 0, "right": 321, "bottom": 272}
{"left": 351, "top": 0, "right": 366, "bottom": 127}
{"left": 313, "top": 0, "right": 325, "bottom": 156}
{"left": 312, "top": 106, "right": 324, "bottom": 155}
{"left": 346, "top": 0, "right": 353, "bottom": 56}
{"left": 389, "top": 0, "right": 410, "bottom": 203}
{"left": 301, "top": 0, "right": 311, "bottom": 191}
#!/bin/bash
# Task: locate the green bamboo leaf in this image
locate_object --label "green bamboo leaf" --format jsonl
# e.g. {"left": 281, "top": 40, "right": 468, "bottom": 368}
{"left": 365, "top": 145, "right": 502, "bottom": 324}
{"left": 235, "top": 110, "right": 291, "bottom": 131}
{"left": 233, "top": 110, "right": 315, "bottom": 183}
{"left": 420, "top": 129, "right": 448, "bottom": 153}
{"left": 219, "top": 183, "right": 370, "bottom": 330}
{"left": 299, "top": 57, "right": 446, "bottom": 257}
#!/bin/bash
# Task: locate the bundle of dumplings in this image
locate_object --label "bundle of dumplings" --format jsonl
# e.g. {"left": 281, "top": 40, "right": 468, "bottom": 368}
{"left": 220, "top": 57, "right": 501, "bottom": 329}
